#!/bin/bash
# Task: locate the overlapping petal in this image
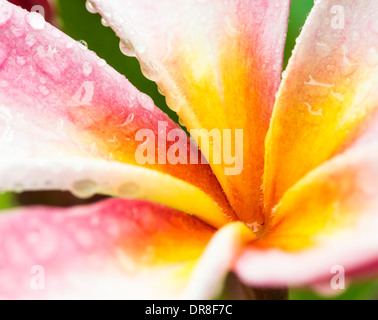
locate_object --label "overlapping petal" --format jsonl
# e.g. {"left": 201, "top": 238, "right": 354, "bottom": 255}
{"left": 90, "top": 0, "right": 291, "bottom": 224}
{"left": 0, "top": 1, "right": 233, "bottom": 227}
{"left": 264, "top": 0, "right": 378, "bottom": 215}
{"left": 235, "top": 112, "right": 378, "bottom": 287}
{"left": 0, "top": 199, "right": 217, "bottom": 299}
{"left": 0, "top": 198, "right": 256, "bottom": 299}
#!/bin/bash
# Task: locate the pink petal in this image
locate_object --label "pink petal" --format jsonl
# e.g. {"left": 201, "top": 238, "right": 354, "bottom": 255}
{"left": 0, "top": 199, "right": 219, "bottom": 299}
{"left": 89, "top": 0, "right": 291, "bottom": 224}
{"left": 0, "top": 1, "right": 233, "bottom": 227}
{"left": 0, "top": 199, "right": 255, "bottom": 299}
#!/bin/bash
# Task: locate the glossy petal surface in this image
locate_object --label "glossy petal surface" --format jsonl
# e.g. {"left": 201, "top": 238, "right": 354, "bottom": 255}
{"left": 0, "top": 1, "right": 233, "bottom": 227}
{"left": 264, "top": 0, "right": 378, "bottom": 214}
{"left": 0, "top": 199, "right": 219, "bottom": 299}
{"left": 90, "top": 0, "right": 291, "bottom": 223}
{"left": 236, "top": 112, "right": 378, "bottom": 287}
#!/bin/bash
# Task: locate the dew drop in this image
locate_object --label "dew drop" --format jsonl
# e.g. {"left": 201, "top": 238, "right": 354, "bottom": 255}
{"left": 101, "top": 17, "right": 109, "bottom": 27}
{"left": 16, "top": 56, "right": 26, "bottom": 66}
{"left": 117, "top": 112, "right": 134, "bottom": 127}
{"left": 341, "top": 45, "right": 358, "bottom": 76}
{"left": 224, "top": 15, "right": 241, "bottom": 38}
{"left": 82, "top": 61, "right": 93, "bottom": 76}
{"left": 66, "top": 41, "right": 74, "bottom": 49}
{"left": 118, "top": 182, "right": 140, "bottom": 198}
{"left": 11, "top": 26, "right": 25, "bottom": 38}
{"left": 25, "top": 34, "right": 37, "bottom": 48}
{"left": 78, "top": 40, "right": 88, "bottom": 49}
{"left": 350, "top": 31, "right": 360, "bottom": 43}
{"left": 178, "top": 118, "right": 185, "bottom": 127}
{"left": 119, "top": 39, "right": 135, "bottom": 57}
{"left": 86, "top": 0, "right": 97, "bottom": 14}
{"left": 140, "top": 60, "right": 159, "bottom": 81}
{"left": 38, "top": 85, "right": 49, "bottom": 96}
{"left": 281, "top": 69, "right": 288, "bottom": 80}
{"left": 71, "top": 179, "right": 98, "bottom": 199}
{"left": 157, "top": 86, "right": 164, "bottom": 96}
{"left": 97, "top": 58, "right": 106, "bottom": 67}
{"left": 0, "top": 3, "right": 13, "bottom": 27}
{"left": 25, "top": 11, "right": 45, "bottom": 30}
{"left": 165, "top": 93, "right": 183, "bottom": 113}
{"left": 305, "top": 75, "right": 334, "bottom": 88}
{"left": 137, "top": 92, "right": 155, "bottom": 111}
{"left": 134, "top": 41, "right": 146, "bottom": 55}
{"left": 371, "top": 20, "right": 378, "bottom": 34}
{"left": 365, "top": 47, "right": 378, "bottom": 67}
{"left": 316, "top": 42, "right": 331, "bottom": 58}
{"left": 304, "top": 102, "right": 323, "bottom": 117}
{"left": 13, "top": 183, "right": 24, "bottom": 193}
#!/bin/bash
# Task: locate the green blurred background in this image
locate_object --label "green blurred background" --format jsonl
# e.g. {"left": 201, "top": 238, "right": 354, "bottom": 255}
{"left": 1, "top": 0, "right": 378, "bottom": 299}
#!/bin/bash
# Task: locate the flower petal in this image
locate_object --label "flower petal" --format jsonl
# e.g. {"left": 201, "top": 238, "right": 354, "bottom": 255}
{"left": 264, "top": 0, "right": 378, "bottom": 214}
{"left": 0, "top": 1, "right": 233, "bottom": 227}
{"left": 235, "top": 113, "right": 378, "bottom": 287}
{"left": 0, "top": 198, "right": 221, "bottom": 299}
{"left": 90, "top": 0, "right": 291, "bottom": 223}
{"left": 183, "top": 222, "right": 254, "bottom": 299}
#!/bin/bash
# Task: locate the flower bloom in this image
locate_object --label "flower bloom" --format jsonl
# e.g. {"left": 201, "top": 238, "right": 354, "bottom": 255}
{"left": 0, "top": 0, "right": 377, "bottom": 299}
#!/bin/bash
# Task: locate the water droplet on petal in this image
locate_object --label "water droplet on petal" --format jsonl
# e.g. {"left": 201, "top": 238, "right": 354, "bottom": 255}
{"left": 97, "top": 58, "right": 106, "bottom": 67}
{"left": 78, "top": 40, "right": 88, "bottom": 49}
{"left": 16, "top": 56, "right": 26, "bottom": 66}
{"left": 157, "top": 86, "right": 165, "bottom": 96}
{"left": 51, "top": 29, "right": 62, "bottom": 38}
{"left": 0, "top": 80, "right": 9, "bottom": 88}
{"left": 341, "top": 45, "right": 358, "bottom": 76}
{"left": 82, "top": 61, "right": 93, "bottom": 76}
{"left": 66, "top": 41, "right": 74, "bottom": 49}
{"left": 371, "top": 20, "right": 378, "bottom": 34}
{"left": 101, "top": 17, "right": 109, "bottom": 27}
{"left": 11, "top": 26, "right": 25, "bottom": 38}
{"left": 224, "top": 14, "right": 242, "bottom": 38}
{"left": 117, "top": 113, "right": 134, "bottom": 127}
{"left": 25, "top": 34, "right": 37, "bottom": 48}
{"left": 0, "top": 44, "right": 9, "bottom": 69}
{"left": 38, "top": 85, "right": 49, "bottom": 96}
{"left": 140, "top": 60, "right": 159, "bottom": 81}
{"left": 137, "top": 92, "right": 155, "bottom": 111}
{"left": 365, "top": 47, "right": 378, "bottom": 67}
{"left": 71, "top": 179, "right": 98, "bottom": 199}
{"left": 86, "top": 0, "right": 97, "bottom": 14}
{"left": 330, "top": 90, "right": 344, "bottom": 101}
{"left": 25, "top": 11, "right": 45, "bottom": 30}
{"left": 178, "top": 118, "right": 185, "bottom": 127}
{"left": 304, "top": 102, "right": 323, "bottom": 117}
{"left": 13, "top": 183, "right": 24, "bottom": 193}
{"left": 119, "top": 39, "right": 135, "bottom": 57}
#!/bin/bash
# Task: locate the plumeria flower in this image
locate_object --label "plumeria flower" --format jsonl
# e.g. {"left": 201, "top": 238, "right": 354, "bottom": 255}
{"left": 0, "top": 0, "right": 377, "bottom": 300}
